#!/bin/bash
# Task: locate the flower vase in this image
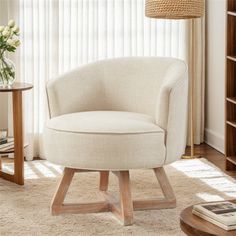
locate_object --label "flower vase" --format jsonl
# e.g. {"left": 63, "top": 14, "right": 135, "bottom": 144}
{"left": 0, "top": 53, "right": 16, "bottom": 87}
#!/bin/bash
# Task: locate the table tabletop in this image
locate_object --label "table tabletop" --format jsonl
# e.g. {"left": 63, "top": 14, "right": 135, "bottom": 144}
{"left": 0, "top": 82, "right": 33, "bottom": 92}
{"left": 180, "top": 200, "right": 236, "bottom": 236}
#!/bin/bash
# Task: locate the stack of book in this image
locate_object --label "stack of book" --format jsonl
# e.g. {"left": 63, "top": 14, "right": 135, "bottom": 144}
{"left": 0, "top": 137, "right": 14, "bottom": 152}
{"left": 193, "top": 201, "right": 236, "bottom": 231}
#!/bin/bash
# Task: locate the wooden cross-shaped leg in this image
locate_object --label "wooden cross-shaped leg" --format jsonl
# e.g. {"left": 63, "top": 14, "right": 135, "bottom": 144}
{"left": 51, "top": 167, "right": 176, "bottom": 226}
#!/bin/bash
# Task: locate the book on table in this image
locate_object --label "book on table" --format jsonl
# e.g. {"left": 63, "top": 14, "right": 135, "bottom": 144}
{"left": 0, "top": 138, "right": 7, "bottom": 145}
{"left": 192, "top": 201, "right": 236, "bottom": 231}
{"left": 0, "top": 137, "right": 14, "bottom": 152}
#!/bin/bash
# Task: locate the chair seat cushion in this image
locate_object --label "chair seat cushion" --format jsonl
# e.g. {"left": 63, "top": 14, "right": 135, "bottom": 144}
{"left": 44, "top": 111, "right": 166, "bottom": 170}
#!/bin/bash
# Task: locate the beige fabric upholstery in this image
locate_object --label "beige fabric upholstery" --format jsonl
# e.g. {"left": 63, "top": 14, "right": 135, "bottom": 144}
{"left": 46, "top": 111, "right": 161, "bottom": 134}
{"left": 44, "top": 111, "right": 165, "bottom": 170}
{"left": 44, "top": 57, "right": 188, "bottom": 170}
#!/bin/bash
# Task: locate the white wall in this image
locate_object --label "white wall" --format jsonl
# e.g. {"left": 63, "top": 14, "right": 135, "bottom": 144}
{"left": 205, "top": 0, "right": 226, "bottom": 153}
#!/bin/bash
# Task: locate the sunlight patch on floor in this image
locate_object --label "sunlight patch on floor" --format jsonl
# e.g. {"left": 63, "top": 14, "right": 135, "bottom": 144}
{"left": 2, "top": 161, "right": 63, "bottom": 179}
{"left": 196, "top": 193, "right": 225, "bottom": 202}
{"left": 43, "top": 161, "right": 63, "bottom": 174}
{"left": 32, "top": 162, "right": 57, "bottom": 178}
{"left": 171, "top": 159, "right": 236, "bottom": 200}
{"left": 2, "top": 158, "right": 236, "bottom": 201}
{"left": 171, "top": 159, "right": 224, "bottom": 178}
{"left": 1, "top": 165, "right": 13, "bottom": 174}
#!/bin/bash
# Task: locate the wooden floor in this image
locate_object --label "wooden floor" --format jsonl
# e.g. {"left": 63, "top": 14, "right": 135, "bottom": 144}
{"left": 186, "top": 143, "right": 236, "bottom": 178}
{"left": 1, "top": 143, "right": 236, "bottom": 178}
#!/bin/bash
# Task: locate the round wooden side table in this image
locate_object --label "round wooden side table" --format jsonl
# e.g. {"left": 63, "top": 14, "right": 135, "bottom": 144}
{"left": 180, "top": 201, "right": 236, "bottom": 236}
{"left": 0, "top": 82, "right": 33, "bottom": 185}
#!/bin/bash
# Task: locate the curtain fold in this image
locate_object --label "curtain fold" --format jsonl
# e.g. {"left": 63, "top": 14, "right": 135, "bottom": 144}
{"left": 0, "top": 0, "right": 205, "bottom": 160}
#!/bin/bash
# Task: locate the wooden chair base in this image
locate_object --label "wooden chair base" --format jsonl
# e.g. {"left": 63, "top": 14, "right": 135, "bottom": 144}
{"left": 51, "top": 167, "right": 176, "bottom": 226}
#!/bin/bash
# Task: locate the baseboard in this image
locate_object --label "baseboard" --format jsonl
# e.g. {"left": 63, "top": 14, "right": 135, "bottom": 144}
{"left": 204, "top": 128, "right": 225, "bottom": 154}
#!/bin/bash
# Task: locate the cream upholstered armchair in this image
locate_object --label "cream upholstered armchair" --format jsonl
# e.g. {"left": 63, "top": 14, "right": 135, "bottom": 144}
{"left": 44, "top": 57, "right": 188, "bottom": 225}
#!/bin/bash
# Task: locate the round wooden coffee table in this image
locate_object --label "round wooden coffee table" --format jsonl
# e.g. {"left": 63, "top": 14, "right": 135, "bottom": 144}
{"left": 180, "top": 201, "right": 236, "bottom": 236}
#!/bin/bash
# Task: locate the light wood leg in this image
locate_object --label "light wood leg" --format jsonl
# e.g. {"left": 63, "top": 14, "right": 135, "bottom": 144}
{"left": 99, "top": 171, "right": 109, "bottom": 191}
{"left": 51, "top": 167, "right": 75, "bottom": 215}
{"left": 12, "top": 91, "right": 24, "bottom": 185}
{"left": 133, "top": 167, "right": 176, "bottom": 211}
{"left": 51, "top": 168, "right": 109, "bottom": 215}
{"left": 118, "top": 171, "right": 134, "bottom": 226}
{"left": 153, "top": 167, "right": 176, "bottom": 201}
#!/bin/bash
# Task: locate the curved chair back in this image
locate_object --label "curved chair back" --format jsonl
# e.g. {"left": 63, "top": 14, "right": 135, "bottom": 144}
{"left": 47, "top": 57, "right": 186, "bottom": 118}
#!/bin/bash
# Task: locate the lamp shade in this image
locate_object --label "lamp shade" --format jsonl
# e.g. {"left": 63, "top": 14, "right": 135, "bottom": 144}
{"left": 145, "top": 0, "right": 205, "bottom": 19}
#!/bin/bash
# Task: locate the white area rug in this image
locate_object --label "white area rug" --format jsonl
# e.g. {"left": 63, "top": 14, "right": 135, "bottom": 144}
{"left": 0, "top": 159, "right": 236, "bottom": 236}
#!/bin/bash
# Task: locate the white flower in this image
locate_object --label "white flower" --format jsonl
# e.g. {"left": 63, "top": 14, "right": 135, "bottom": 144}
{"left": 8, "top": 19, "right": 15, "bottom": 28}
{"left": 7, "top": 39, "right": 15, "bottom": 47}
{"left": 14, "top": 39, "right": 20, "bottom": 47}
{"left": 2, "top": 30, "right": 9, "bottom": 37}
{"left": 12, "top": 26, "right": 19, "bottom": 34}
{"left": 4, "top": 26, "right": 10, "bottom": 31}
{"left": 0, "top": 26, "right": 4, "bottom": 32}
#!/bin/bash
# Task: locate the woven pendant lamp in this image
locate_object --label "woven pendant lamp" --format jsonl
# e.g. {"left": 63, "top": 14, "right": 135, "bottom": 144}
{"left": 145, "top": 0, "right": 205, "bottom": 159}
{"left": 145, "top": 0, "right": 205, "bottom": 19}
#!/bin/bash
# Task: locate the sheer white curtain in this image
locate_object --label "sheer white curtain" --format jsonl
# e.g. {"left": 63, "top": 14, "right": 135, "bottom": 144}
{"left": 1, "top": 0, "right": 205, "bottom": 160}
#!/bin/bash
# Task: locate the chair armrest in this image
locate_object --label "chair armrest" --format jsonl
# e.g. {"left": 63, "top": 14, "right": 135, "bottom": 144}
{"left": 156, "top": 63, "right": 188, "bottom": 164}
